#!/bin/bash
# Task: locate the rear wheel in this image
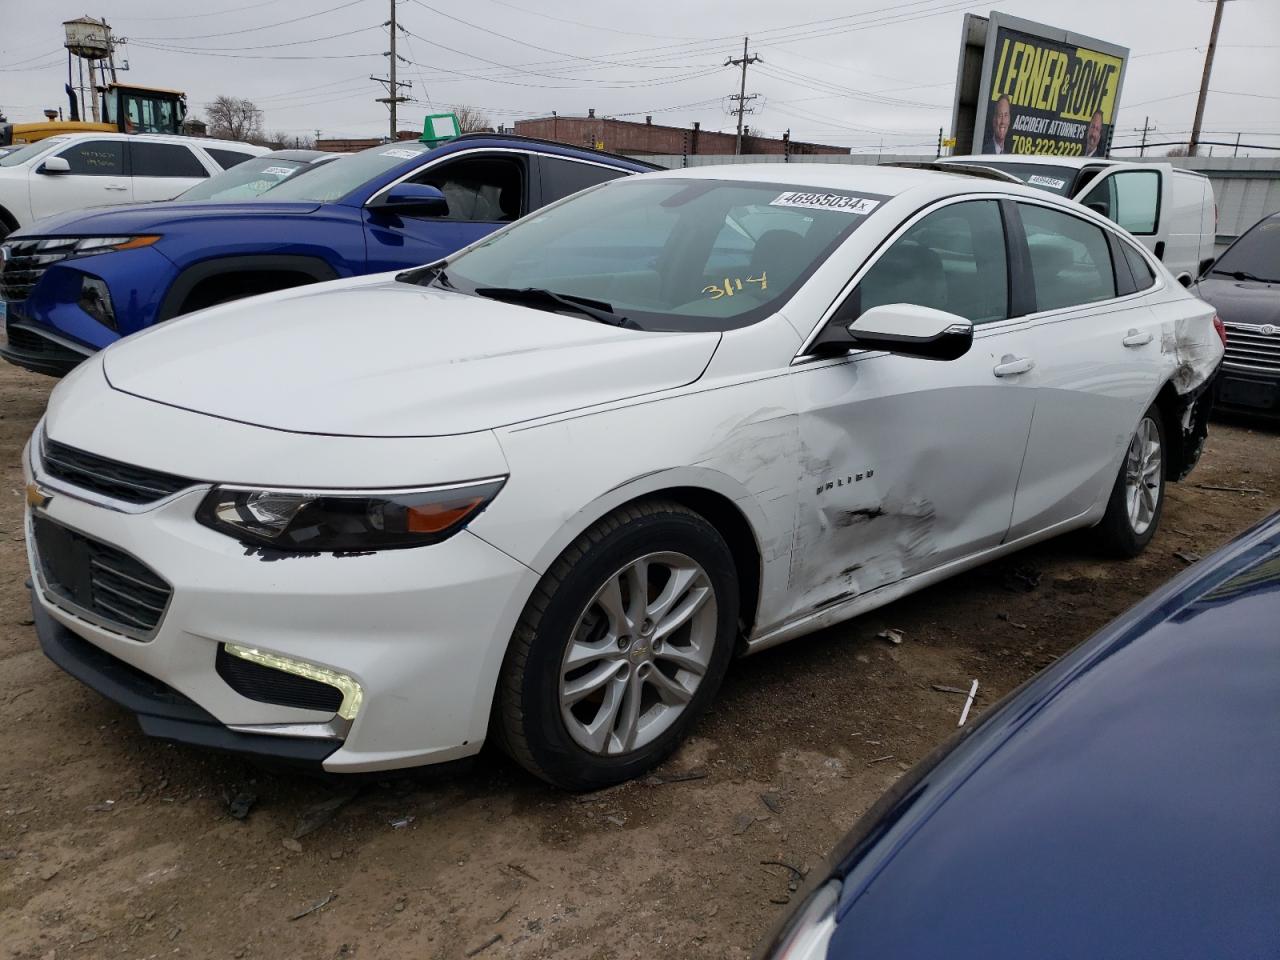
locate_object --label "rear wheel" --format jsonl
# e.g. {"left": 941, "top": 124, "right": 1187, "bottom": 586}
{"left": 1095, "top": 406, "right": 1165, "bottom": 556}
{"left": 494, "top": 501, "right": 738, "bottom": 790}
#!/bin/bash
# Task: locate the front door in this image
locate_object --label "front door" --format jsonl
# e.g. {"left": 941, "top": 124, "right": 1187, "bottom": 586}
{"left": 29, "top": 139, "right": 130, "bottom": 219}
{"left": 128, "top": 141, "right": 211, "bottom": 203}
{"left": 787, "top": 198, "right": 1037, "bottom": 619}
{"left": 363, "top": 151, "right": 530, "bottom": 272}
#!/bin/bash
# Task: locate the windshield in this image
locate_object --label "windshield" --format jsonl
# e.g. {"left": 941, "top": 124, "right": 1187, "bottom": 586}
{"left": 954, "top": 160, "right": 1077, "bottom": 196}
{"left": 179, "top": 156, "right": 314, "bottom": 201}
{"left": 264, "top": 142, "right": 430, "bottom": 202}
{"left": 430, "top": 178, "right": 887, "bottom": 332}
{"left": 1212, "top": 217, "right": 1280, "bottom": 282}
{"left": 0, "top": 138, "right": 68, "bottom": 167}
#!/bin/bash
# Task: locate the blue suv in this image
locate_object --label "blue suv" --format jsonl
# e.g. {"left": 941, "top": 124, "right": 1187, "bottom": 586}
{"left": 0, "top": 134, "right": 657, "bottom": 375}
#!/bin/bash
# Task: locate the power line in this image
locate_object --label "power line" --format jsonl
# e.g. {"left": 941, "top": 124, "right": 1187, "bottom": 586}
{"left": 114, "top": 0, "right": 279, "bottom": 21}
{"left": 129, "top": 0, "right": 368, "bottom": 41}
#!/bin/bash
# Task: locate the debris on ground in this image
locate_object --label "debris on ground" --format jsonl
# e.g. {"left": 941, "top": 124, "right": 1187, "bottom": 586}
{"left": 759, "top": 792, "right": 782, "bottom": 815}
{"left": 388, "top": 815, "right": 415, "bottom": 829}
{"left": 958, "top": 680, "right": 980, "bottom": 727}
{"left": 1002, "top": 565, "right": 1042, "bottom": 593}
{"left": 293, "top": 791, "right": 357, "bottom": 839}
{"left": 226, "top": 790, "right": 257, "bottom": 821}
{"left": 1174, "top": 550, "right": 1202, "bottom": 565}
{"left": 505, "top": 863, "right": 539, "bottom": 882}
{"left": 866, "top": 754, "right": 895, "bottom": 766}
{"left": 732, "top": 812, "right": 768, "bottom": 835}
{"left": 288, "top": 893, "right": 336, "bottom": 921}
{"left": 760, "top": 860, "right": 805, "bottom": 881}
{"left": 84, "top": 800, "right": 116, "bottom": 813}
{"left": 1195, "top": 483, "right": 1263, "bottom": 494}
{"left": 641, "top": 768, "right": 708, "bottom": 786}
{"left": 930, "top": 684, "right": 970, "bottom": 695}
{"left": 997, "top": 612, "right": 1028, "bottom": 629}
{"left": 876, "top": 628, "right": 904, "bottom": 645}
{"left": 282, "top": 838, "right": 303, "bottom": 853}
{"left": 465, "top": 934, "right": 503, "bottom": 957}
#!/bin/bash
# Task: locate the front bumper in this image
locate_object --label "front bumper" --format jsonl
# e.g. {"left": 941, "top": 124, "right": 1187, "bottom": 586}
{"left": 1214, "top": 365, "right": 1280, "bottom": 419}
{"left": 1, "top": 317, "right": 92, "bottom": 377}
{"left": 24, "top": 438, "right": 538, "bottom": 774}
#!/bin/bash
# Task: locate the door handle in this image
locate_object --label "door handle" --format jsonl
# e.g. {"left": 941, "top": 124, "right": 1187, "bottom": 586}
{"left": 993, "top": 355, "right": 1035, "bottom": 378}
{"left": 104, "top": 185, "right": 128, "bottom": 191}
{"left": 1122, "top": 329, "right": 1153, "bottom": 347}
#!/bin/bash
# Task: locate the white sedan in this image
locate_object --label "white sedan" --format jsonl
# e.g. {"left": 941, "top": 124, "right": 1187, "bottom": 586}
{"left": 23, "top": 164, "right": 1223, "bottom": 789}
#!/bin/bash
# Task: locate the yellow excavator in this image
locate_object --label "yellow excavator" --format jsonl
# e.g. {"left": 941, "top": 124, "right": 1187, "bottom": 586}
{"left": 1, "top": 82, "right": 188, "bottom": 147}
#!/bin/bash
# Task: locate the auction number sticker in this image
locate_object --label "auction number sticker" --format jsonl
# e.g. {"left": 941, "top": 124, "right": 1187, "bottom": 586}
{"left": 262, "top": 166, "right": 296, "bottom": 177}
{"left": 770, "top": 192, "right": 880, "bottom": 215}
{"left": 1027, "top": 174, "right": 1068, "bottom": 190}
{"left": 381, "top": 148, "right": 423, "bottom": 159}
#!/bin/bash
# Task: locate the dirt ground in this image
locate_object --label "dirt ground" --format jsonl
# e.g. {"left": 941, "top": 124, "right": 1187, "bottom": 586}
{"left": 0, "top": 361, "right": 1276, "bottom": 960}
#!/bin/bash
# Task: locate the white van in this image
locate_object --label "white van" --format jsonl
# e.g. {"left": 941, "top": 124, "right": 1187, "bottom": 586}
{"left": 941, "top": 156, "right": 1216, "bottom": 284}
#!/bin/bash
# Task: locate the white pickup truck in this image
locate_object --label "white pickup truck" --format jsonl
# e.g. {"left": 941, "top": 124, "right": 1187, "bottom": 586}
{"left": 941, "top": 156, "right": 1216, "bottom": 284}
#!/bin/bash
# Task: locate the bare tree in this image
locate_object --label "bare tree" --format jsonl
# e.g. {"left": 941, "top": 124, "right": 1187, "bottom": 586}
{"left": 205, "top": 96, "right": 264, "bottom": 143}
{"left": 452, "top": 105, "right": 492, "bottom": 134}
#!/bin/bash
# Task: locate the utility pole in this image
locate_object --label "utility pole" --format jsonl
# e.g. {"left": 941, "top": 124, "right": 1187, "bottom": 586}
{"left": 1139, "top": 116, "right": 1150, "bottom": 156}
{"left": 1189, "top": 0, "right": 1228, "bottom": 156}
{"left": 372, "top": 0, "right": 411, "bottom": 141}
{"left": 87, "top": 58, "right": 100, "bottom": 122}
{"left": 1233, "top": 131, "right": 1241, "bottom": 157}
{"left": 725, "top": 37, "right": 760, "bottom": 155}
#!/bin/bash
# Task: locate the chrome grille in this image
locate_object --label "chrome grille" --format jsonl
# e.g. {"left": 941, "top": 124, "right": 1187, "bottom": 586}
{"left": 32, "top": 515, "right": 172, "bottom": 640}
{"left": 1223, "top": 322, "right": 1280, "bottom": 373}
{"left": 41, "top": 437, "right": 198, "bottom": 505}
{"left": 0, "top": 237, "right": 79, "bottom": 301}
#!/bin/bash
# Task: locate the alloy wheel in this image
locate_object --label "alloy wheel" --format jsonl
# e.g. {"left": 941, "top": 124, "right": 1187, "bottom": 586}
{"left": 1124, "top": 416, "right": 1162, "bottom": 536}
{"left": 559, "top": 551, "right": 718, "bottom": 756}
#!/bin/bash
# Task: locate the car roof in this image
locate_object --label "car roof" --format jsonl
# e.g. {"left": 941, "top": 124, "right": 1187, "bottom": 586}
{"left": 257, "top": 149, "right": 331, "bottom": 162}
{"left": 817, "top": 510, "right": 1280, "bottom": 959}
{"left": 624, "top": 161, "right": 1056, "bottom": 202}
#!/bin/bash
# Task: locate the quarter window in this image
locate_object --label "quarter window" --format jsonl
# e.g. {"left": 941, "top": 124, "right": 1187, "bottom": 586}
{"left": 206, "top": 148, "right": 256, "bottom": 170}
{"left": 1123, "top": 242, "right": 1156, "bottom": 291}
{"left": 1018, "top": 203, "right": 1117, "bottom": 311}
{"left": 55, "top": 140, "right": 125, "bottom": 176}
{"left": 1080, "top": 170, "right": 1160, "bottom": 235}
{"left": 413, "top": 155, "right": 524, "bottom": 222}
{"left": 852, "top": 200, "right": 1009, "bottom": 325}
{"left": 130, "top": 142, "right": 208, "bottom": 178}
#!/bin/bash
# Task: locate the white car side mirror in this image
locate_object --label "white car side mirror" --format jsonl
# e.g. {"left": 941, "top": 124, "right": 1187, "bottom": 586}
{"left": 38, "top": 156, "right": 71, "bottom": 175}
{"left": 846, "top": 303, "right": 974, "bottom": 361}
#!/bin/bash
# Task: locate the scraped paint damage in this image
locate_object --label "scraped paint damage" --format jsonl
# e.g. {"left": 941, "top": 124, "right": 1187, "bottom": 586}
{"left": 1162, "top": 315, "right": 1224, "bottom": 481}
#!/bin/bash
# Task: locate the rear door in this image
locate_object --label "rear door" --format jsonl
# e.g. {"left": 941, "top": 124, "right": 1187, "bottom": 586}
{"left": 1005, "top": 199, "right": 1163, "bottom": 539}
{"left": 28, "top": 139, "right": 130, "bottom": 218}
{"left": 787, "top": 197, "right": 1038, "bottom": 618}
{"left": 129, "top": 141, "right": 211, "bottom": 203}
{"left": 362, "top": 150, "right": 531, "bottom": 272}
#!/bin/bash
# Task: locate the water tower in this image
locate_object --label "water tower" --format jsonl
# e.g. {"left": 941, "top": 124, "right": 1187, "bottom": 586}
{"left": 63, "top": 16, "right": 117, "bottom": 123}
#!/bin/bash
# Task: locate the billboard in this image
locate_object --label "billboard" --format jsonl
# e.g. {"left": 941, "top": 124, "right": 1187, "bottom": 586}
{"left": 950, "top": 12, "right": 1128, "bottom": 158}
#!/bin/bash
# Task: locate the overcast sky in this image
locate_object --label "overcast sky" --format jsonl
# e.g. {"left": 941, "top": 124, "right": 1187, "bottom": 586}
{"left": 2, "top": 0, "right": 1277, "bottom": 154}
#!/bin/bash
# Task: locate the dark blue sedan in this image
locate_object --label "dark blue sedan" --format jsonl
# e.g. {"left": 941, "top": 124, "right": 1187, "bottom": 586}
{"left": 761, "top": 510, "right": 1280, "bottom": 960}
{"left": 0, "top": 134, "right": 656, "bottom": 376}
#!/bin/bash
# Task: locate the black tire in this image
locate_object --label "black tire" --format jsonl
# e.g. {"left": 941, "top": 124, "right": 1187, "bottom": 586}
{"left": 1094, "top": 404, "right": 1166, "bottom": 557}
{"left": 494, "top": 500, "right": 739, "bottom": 791}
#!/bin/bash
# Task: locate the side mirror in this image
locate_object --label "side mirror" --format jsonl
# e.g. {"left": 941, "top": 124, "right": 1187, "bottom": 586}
{"left": 1198, "top": 256, "right": 1216, "bottom": 278}
{"left": 38, "top": 156, "right": 71, "bottom": 175}
{"left": 816, "top": 303, "right": 974, "bottom": 361}
{"left": 1085, "top": 201, "right": 1109, "bottom": 218}
{"left": 368, "top": 183, "right": 448, "bottom": 217}
{"left": 1175, "top": 272, "right": 1194, "bottom": 288}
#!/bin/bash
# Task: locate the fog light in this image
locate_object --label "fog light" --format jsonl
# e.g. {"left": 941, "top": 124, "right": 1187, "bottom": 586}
{"left": 224, "top": 643, "right": 364, "bottom": 720}
{"left": 78, "top": 276, "right": 116, "bottom": 331}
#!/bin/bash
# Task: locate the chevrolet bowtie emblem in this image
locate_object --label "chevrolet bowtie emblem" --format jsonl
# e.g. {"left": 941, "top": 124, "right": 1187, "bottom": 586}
{"left": 25, "top": 482, "right": 51, "bottom": 511}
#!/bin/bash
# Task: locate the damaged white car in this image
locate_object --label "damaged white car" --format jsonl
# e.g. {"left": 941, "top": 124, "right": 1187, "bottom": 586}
{"left": 24, "top": 165, "right": 1223, "bottom": 789}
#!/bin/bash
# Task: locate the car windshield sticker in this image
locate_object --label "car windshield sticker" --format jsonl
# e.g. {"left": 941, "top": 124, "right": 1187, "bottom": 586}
{"left": 261, "top": 165, "right": 295, "bottom": 177}
{"left": 381, "top": 148, "right": 423, "bottom": 159}
{"left": 703, "top": 274, "right": 767, "bottom": 300}
{"left": 770, "top": 192, "right": 879, "bottom": 215}
{"left": 1028, "top": 174, "right": 1068, "bottom": 190}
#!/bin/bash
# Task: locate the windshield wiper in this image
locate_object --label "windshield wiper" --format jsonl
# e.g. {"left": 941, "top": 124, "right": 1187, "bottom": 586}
{"left": 1211, "top": 268, "right": 1278, "bottom": 283}
{"left": 473, "top": 287, "right": 635, "bottom": 328}
{"left": 396, "top": 262, "right": 454, "bottom": 289}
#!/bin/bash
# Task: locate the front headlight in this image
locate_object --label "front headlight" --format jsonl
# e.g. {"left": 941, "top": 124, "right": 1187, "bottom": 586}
{"left": 17, "top": 235, "right": 161, "bottom": 259}
{"left": 196, "top": 478, "right": 506, "bottom": 552}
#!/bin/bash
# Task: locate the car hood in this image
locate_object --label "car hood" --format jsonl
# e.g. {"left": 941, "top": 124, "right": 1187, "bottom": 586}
{"left": 1192, "top": 276, "right": 1280, "bottom": 326}
{"left": 16, "top": 200, "right": 322, "bottom": 237}
{"left": 102, "top": 278, "right": 720, "bottom": 437}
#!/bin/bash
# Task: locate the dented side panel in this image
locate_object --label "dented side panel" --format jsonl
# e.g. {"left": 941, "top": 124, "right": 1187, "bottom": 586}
{"left": 785, "top": 339, "right": 1037, "bottom": 629}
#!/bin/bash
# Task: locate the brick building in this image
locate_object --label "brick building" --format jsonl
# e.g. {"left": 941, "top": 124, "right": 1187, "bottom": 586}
{"left": 514, "top": 111, "right": 847, "bottom": 156}
{"left": 315, "top": 129, "right": 421, "bottom": 153}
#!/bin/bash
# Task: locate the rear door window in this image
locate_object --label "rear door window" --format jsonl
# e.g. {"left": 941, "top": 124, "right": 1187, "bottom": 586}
{"left": 206, "top": 148, "right": 256, "bottom": 170}
{"left": 55, "top": 140, "right": 125, "bottom": 176}
{"left": 540, "top": 156, "right": 628, "bottom": 202}
{"left": 1018, "top": 203, "right": 1117, "bottom": 311}
{"left": 130, "top": 142, "right": 208, "bottom": 178}
{"left": 851, "top": 199, "right": 1009, "bottom": 325}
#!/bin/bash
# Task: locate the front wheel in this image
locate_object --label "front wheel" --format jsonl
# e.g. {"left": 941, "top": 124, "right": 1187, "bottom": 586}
{"left": 494, "top": 501, "right": 739, "bottom": 790}
{"left": 1094, "top": 406, "right": 1166, "bottom": 557}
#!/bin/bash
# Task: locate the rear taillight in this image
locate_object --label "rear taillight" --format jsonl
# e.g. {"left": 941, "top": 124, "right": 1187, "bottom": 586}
{"left": 1213, "top": 314, "right": 1227, "bottom": 347}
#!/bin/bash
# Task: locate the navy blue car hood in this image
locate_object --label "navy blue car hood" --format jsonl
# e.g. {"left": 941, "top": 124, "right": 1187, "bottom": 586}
{"left": 16, "top": 200, "right": 322, "bottom": 237}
